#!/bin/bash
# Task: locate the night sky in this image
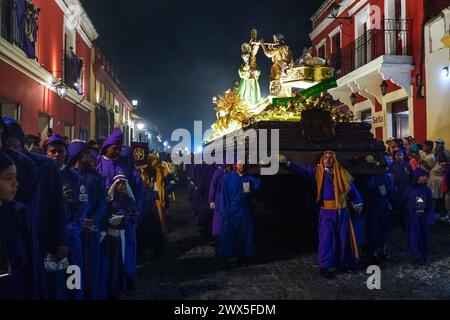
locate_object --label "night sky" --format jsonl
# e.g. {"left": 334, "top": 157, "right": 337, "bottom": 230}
{"left": 81, "top": 0, "right": 323, "bottom": 140}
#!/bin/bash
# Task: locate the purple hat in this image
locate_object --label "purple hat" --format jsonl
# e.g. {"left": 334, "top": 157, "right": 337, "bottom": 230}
{"left": 413, "top": 167, "right": 428, "bottom": 182}
{"left": 44, "top": 134, "right": 66, "bottom": 149}
{"left": 67, "top": 140, "right": 90, "bottom": 167}
{"left": 102, "top": 128, "right": 123, "bottom": 152}
{"left": 3, "top": 116, "right": 25, "bottom": 145}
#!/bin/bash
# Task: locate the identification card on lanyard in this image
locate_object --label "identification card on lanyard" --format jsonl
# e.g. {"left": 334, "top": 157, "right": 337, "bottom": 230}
{"left": 379, "top": 185, "right": 387, "bottom": 196}
{"left": 243, "top": 182, "right": 250, "bottom": 193}
{"left": 415, "top": 196, "right": 425, "bottom": 213}
{"left": 79, "top": 185, "right": 88, "bottom": 202}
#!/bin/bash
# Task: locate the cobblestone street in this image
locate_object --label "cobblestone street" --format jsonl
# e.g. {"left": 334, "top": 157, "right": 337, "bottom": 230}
{"left": 124, "top": 190, "right": 450, "bottom": 300}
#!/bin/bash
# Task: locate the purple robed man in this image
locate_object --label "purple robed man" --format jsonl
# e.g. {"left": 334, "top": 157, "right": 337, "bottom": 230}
{"left": 403, "top": 168, "right": 434, "bottom": 265}
{"left": 0, "top": 118, "right": 39, "bottom": 208}
{"left": 389, "top": 151, "right": 413, "bottom": 223}
{"left": 96, "top": 128, "right": 145, "bottom": 291}
{"left": 219, "top": 160, "right": 263, "bottom": 262}
{"left": 0, "top": 153, "right": 46, "bottom": 300}
{"left": 197, "top": 164, "right": 216, "bottom": 236}
{"left": 2, "top": 117, "right": 68, "bottom": 262}
{"left": 68, "top": 140, "right": 108, "bottom": 300}
{"left": 208, "top": 165, "right": 227, "bottom": 237}
{"left": 45, "top": 134, "right": 90, "bottom": 300}
{"left": 281, "top": 151, "right": 363, "bottom": 278}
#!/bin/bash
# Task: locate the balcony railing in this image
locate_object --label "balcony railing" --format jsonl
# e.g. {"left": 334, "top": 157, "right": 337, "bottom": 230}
{"left": 330, "top": 19, "right": 412, "bottom": 78}
{"left": 64, "top": 48, "right": 84, "bottom": 95}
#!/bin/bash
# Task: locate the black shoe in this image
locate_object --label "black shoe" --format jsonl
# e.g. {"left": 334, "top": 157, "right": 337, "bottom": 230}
{"left": 319, "top": 268, "right": 336, "bottom": 279}
{"left": 414, "top": 260, "right": 429, "bottom": 267}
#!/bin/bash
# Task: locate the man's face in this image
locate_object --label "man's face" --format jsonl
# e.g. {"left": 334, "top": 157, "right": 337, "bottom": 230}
{"left": 417, "top": 175, "right": 428, "bottom": 184}
{"left": 436, "top": 142, "right": 444, "bottom": 150}
{"left": 0, "top": 164, "right": 18, "bottom": 202}
{"left": 46, "top": 143, "right": 67, "bottom": 167}
{"left": 6, "top": 137, "right": 22, "bottom": 152}
{"left": 322, "top": 153, "right": 335, "bottom": 168}
{"left": 395, "top": 153, "right": 404, "bottom": 162}
{"left": 79, "top": 150, "right": 95, "bottom": 169}
{"left": 422, "top": 144, "right": 431, "bottom": 153}
{"left": 236, "top": 163, "right": 246, "bottom": 174}
{"left": 116, "top": 180, "right": 127, "bottom": 193}
{"left": 403, "top": 139, "right": 409, "bottom": 147}
{"left": 105, "top": 145, "right": 121, "bottom": 159}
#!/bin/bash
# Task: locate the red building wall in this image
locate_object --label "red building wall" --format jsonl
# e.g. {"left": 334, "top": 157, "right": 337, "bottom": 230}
{"left": 34, "top": 0, "right": 64, "bottom": 79}
{"left": 0, "top": 60, "right": 86, "bottom": 136}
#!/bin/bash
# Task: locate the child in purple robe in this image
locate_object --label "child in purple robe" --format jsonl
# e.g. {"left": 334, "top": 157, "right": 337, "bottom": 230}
{"left": 100, "top": 174, "right": 137, "bottom": 298}
{"left": 0, "top": 153, "right": 46, "bottom": 300}
{"left": 403, "top": 168, "right": 433, "bottom": 265}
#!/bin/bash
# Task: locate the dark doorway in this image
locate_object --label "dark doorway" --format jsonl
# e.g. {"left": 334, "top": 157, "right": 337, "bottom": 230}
{"left": 392, "top": 99, "right": 409, "bottom": 139}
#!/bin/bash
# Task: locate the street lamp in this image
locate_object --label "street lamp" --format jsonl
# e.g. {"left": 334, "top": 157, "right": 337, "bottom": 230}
{"left": 328, "top": 3, "right": 352, "bottom": 20}
{"left": 380, "top": 80, "right": 388, "bottom": 96}
{"left": 441, "top": 67, "right": 449, "bottom": 78}
{"left": 350, "top": 92, "right": 357, "bottom": 106}
{"left": 132, "top": 100, "right": 138, "bottom": 107}
{"left": 53, "top": 78, "right": 67, "bottom": 98}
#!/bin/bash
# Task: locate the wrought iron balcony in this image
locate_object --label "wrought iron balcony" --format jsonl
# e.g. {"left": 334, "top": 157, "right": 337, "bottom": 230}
{"left": 331, "top": 19, "right": 412, "bottom": 78}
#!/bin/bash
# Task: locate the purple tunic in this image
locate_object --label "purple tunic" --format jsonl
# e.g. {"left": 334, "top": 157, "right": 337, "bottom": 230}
{"left": 403, "top": 184, "right": 433, "bottom": 263}
{"left": 0, "top": 201, "right": 47, "bottom": 300}
{"left": 287, "top": 161, "right": 363, "bottom": 270}
{"left": 219, "top": 171, "right": 263, "bottom": 258}
{"left": 208, "top": 168, "right": 226, "bottom": 236}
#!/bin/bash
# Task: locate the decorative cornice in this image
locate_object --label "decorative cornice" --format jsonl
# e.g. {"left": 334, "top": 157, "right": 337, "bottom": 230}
{"left": 310, "top": 0, "right": 355, "bottom": 41}
{"left": 329, "top": 55, "right": 413, "bottom": 107}
{"left": 54, "top": 0, "right": 99, "bottom": 47}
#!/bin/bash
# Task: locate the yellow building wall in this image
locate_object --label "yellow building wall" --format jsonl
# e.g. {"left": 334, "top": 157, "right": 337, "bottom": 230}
{"left": 425, "top": 13, "right": 450, "bottom": 145}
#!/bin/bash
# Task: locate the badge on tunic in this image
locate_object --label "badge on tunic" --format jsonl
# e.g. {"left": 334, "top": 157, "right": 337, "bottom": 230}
{"left": 379, "top": 185, "right": 387, "bottom": 196}
{"left": 415, "top": 196, "right": 425, "bottom": 212}
{"left": 243, "top": 182, "right": 250, "bottom": 193}
{"left": 79, "top": 184, "right": 88, "bottom": 202}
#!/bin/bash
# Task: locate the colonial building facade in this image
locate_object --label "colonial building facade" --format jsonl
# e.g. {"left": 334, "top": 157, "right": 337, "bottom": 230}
{"left": 90, "top": 44, "right": 134, "bottom": 145}
{"left": 310, "top": 0, "right": 428, "bottom": 142}
{"left": 0, "top": 0, "right": 137, "bottom": 144}
{"left": 424, "top": 1, "right": 450, "bottom": 144}
{"left": 0, "top": 0, "right": 97, "bottom": 140}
